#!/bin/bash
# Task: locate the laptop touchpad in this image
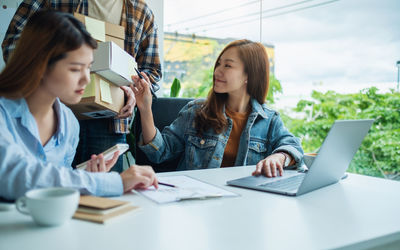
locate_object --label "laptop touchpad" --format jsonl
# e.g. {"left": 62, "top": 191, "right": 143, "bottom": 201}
{"left": 228, "top": 170, "right": 301, "bottom": 186}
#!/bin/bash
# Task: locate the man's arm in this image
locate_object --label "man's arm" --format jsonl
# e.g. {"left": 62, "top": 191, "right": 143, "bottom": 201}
{"left": 136, "top": 19, "right": 162, "bottom": 84}
{"left": 2, "top": 0, "right": 49, "bottom": 62}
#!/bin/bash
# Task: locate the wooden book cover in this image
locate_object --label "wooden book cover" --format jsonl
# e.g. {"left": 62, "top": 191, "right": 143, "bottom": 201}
{"left": 78, "top": 195, "right": 128, "bottom": 209}
{"left": 73, "top": 196, "right": 139, "bottom": 224}
{"left": 74, "top": 206, "right": 138, "bottom": 224}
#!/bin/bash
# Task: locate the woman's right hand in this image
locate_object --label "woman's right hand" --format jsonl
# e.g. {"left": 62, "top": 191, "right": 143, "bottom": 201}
{"left": 130, "top": 72, "right": 157, "bottom": 145}
{"left": 131, "top": 72, "right": 152, "bottom": 111}
{"left": 120, "top": 165, "right": 158, "bottom": 192}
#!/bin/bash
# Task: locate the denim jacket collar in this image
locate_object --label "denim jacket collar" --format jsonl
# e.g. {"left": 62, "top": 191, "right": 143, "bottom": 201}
{"left": 250, "top": 98, "right": 269, "bottom": 119}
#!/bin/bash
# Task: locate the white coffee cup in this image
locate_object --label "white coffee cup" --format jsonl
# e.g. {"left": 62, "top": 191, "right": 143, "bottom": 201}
{"left": 16, "top": 187, "right": 79, "bottom": 226}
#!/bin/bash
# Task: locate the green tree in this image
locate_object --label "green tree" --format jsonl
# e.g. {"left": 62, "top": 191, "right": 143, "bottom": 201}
{"left": 283, "top": 87, "right": 400, "bottom": 180}
{"left": 181, "top": 67, "right": 213, "bottom": 98}
{"left": 267, "top": 74, "right": 282, "bottom": 104}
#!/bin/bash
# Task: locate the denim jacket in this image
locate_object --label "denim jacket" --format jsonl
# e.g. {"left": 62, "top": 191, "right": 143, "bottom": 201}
{"left": 139, "top": 98, "right": 304, "bottom": 171}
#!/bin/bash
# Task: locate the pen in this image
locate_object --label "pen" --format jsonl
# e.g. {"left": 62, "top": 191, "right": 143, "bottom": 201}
{"left": 158, "top": 182, "right": 176, "bottom": 188}
{"left": 134, "top": 68, "right": 157, "bottom": 99}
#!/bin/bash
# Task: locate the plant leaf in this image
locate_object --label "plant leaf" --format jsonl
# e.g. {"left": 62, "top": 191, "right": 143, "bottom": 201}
{"left": 170, "top": 78, "right": 181, "bottom": 97}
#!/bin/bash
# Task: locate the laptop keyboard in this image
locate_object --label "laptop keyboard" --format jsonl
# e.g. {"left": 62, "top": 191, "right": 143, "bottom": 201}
{"left": 259, "top": 174, "right": 305, "bottom": 191}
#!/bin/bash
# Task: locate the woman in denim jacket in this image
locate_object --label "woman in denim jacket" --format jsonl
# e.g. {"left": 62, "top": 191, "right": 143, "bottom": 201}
{"left": 133, "top": 39, "right": 304, "bottom": 177}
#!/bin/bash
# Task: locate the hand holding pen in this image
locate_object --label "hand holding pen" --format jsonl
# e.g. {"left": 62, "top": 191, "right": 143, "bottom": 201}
{"left": 158, "top": 182, "right": 177, "bottom": 188}
{"left": 134, "top": 68, "right": 157, "bottom": 99}
{"left": 131, "top": 68, "right": 155, "bottom": 111}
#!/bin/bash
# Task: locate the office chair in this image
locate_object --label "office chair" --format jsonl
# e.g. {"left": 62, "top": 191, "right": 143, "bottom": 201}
{"left": 133, "top": 97, "right": 194, "bottom": 172}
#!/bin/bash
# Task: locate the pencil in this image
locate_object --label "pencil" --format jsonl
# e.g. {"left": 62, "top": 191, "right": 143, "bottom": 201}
{"left": 158, "top": 182, "right": 176, "bottom": 188}
{"left": 134, "top": 68, "right": 157, "bottom": 99}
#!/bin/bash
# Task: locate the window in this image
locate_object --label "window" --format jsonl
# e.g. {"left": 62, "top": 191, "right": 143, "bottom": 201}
{"left": 163, "top": 0, "right": 400, "bottom": 180}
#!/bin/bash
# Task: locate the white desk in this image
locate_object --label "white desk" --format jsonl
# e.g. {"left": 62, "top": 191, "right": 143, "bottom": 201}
{"left": 1, "top": 166, "right": 400, "bottom": 250}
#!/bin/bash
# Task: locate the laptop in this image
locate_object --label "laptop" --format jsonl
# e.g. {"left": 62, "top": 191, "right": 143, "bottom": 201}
{"left": 227, "top": 119, "right": 374, "bottom": 196}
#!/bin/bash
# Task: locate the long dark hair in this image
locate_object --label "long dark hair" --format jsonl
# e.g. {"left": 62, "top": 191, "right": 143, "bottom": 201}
{"left": 0, "top": 10, "right": 97, "bottom": 98}
{"left": 195, "top": 39, "right": 269, "bottom": 135}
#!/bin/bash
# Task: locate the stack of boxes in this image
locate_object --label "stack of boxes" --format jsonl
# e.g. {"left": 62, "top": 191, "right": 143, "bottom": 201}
{"left": 68, "top": 13, "right": 138, "bottom": 120}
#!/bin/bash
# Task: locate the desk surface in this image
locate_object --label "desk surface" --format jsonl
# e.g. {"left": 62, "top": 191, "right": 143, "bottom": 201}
{"left": 1, "top": 166, "right": 400, "bottom": 250}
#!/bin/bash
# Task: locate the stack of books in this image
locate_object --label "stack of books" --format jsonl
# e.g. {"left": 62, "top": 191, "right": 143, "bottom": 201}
{"left": 73, "top": 196, "right": 138, "bottom": 224}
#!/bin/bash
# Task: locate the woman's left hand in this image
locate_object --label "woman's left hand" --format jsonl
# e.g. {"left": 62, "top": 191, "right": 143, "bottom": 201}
{"left": 117, "top": 86, "right": 136, "bottom": 118}
{"left": 85, "top": 151, "right": 119, "bottom": 172}
{"left": 252, "top": 153, "right": 286, "bottom": 177}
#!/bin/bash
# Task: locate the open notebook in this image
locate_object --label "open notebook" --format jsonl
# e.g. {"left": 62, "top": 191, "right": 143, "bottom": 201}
{"left": 139, "top": 175, "right": 238, "bottom": 204}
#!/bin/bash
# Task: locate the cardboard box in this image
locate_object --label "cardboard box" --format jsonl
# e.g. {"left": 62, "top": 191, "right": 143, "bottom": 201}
{"left": 91, "top": 41, "right": 137, "bottom": 86}
{"left": 73, "top": 13, "right": 125, "bottom": 49}
{"left": 68, "top": 74, "right": 125, "bottom": 120}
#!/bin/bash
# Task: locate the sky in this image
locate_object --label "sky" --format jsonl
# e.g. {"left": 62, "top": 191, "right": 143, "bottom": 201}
{"left": 165, "top": 0, "right": 400, "bottom": 108}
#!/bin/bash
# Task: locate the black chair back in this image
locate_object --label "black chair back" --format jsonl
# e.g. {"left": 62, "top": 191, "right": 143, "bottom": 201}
{"left": 134, "top": 97, "right": 194, "bottom": 172}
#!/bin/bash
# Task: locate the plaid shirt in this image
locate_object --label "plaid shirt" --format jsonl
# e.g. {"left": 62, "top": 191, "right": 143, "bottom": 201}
{"left": 1, "top": 0, "right": 162, "bottom": 133}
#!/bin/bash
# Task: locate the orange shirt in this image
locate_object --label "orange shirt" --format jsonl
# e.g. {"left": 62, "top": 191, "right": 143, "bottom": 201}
{"left": 221, "top": 108, "right": 250, "bottom": 168}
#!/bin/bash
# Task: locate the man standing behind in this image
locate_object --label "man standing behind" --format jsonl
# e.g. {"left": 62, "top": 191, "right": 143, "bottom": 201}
{"left": 2, "top": 0, "right": 162, "bottom": 173}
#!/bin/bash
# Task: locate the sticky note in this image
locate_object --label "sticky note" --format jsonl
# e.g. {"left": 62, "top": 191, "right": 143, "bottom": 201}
{"left": 99, "top": 79, "right": 113, "bottom": 104}
{"left": 82, "top": 75, "right": 96, "bottom": 98}
{"left": 128, "top": 59, "right": 136, "bottom": 77}
{"left": 85, "top": 16, "right": 105, "bottom": 42}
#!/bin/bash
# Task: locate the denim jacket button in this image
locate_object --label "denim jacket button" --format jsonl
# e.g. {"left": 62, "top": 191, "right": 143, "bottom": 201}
{"left": 200, "top": 139, "right": 205, "bottom": 145}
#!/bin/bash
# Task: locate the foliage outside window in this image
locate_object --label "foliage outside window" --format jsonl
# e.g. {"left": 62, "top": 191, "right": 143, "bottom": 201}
{"left": 282, "top": 87, "right": 400, "bottom": 180}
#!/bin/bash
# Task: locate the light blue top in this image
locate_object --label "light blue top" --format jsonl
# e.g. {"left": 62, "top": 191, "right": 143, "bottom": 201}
{"left": 139, "top": 99, "right": 304, "bottom": 171}
{"left": 0, "top": 97, "right": 123, "bottom": 200}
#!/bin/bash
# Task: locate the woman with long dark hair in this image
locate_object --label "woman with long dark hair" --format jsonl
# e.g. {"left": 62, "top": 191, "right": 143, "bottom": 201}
{"left": 0, "top": 10, "right": 157, "bottom": 200}
{"left": 133, "top": 39, "right": 303, "bottom": 177}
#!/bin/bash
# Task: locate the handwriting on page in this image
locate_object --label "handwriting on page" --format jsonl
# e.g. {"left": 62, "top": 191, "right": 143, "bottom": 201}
{"left": 138, "top": 175, "right": 238, "bottom": 204}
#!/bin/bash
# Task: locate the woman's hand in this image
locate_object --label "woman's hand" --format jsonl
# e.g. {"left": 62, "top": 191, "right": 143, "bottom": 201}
{"left": 85, "top": 151, "right": 119, "bottom": 172}
{"left": 117, "top": 86, "right": 135, "bottom": 118}
{"left": 120, "top": 165, "right": 158, "bottom": 192}
{"left": 130, "top": 72, "right": 157, "bottom": 145}
{"left": 130, "top": 72, "right": 152, "bottom": 112}
{"left": 252, "top": 153, "right": 286, "bottom": 177}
